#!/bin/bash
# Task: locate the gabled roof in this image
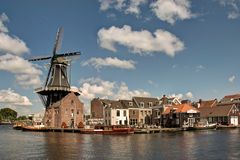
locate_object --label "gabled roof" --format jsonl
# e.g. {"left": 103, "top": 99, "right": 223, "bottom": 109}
{"left": 199, "top": 104, "right": 235, "bottom": 117}
{"left": 119, "top": 100, "right": 138, "bottom": 108}
{"left": 104, "top": 101, "right": 126, "bottom": 109}
{"left": 199, "top": 99, "right": 217, "bottom": 108}
{"left": 219, "top": 94, "right": 240, "bottom": 104}
{"left": 133, "top": 97, "right": 159, "bottom": 108}
{"left": 162, "top": 104, "right": 199, "bottom": 115}
{"left": 223, "top": 94, "right": 240, "bottom": 99}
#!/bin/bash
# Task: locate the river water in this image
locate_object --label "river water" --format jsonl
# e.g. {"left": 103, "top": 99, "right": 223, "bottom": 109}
{"left": 0, "top": 125, "right": 240, "bottom": 160}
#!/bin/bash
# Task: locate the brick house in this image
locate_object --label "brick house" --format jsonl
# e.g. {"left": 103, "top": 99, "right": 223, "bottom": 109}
{"left": 128, "top": 97, "right": 159, "bottom": 125}
{"left": 44, "top": 92, "right": 84, "bottom": 128}
{"left": 161, "top": 104, "right": 200, "bottom": 128}
{"left": 152, "top": 95, "right": 181, "bottom": 126}
{"left": 199, "top": 104, "right": 239, "bottom": 125}
{"left": 91, "top": 98, "right": 106, "bottom": 119}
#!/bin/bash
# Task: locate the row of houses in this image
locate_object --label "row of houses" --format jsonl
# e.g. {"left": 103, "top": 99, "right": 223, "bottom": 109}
{"left": 90, "top": 93, "right": 240, "bottom": 128}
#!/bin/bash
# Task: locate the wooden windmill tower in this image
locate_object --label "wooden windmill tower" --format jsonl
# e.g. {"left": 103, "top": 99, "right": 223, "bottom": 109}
{"left": 29, "top": 28, "right": 84, "bottom": 128}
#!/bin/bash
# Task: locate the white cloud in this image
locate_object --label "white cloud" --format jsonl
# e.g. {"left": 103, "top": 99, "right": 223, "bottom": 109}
{"left": 185, "top": 91, "right": 193, "bottom": 99}
{"left": 169, "top": 91, "right": 193, "bottom": 99}
{"left": 169, "top": 93, "right": 183, "bottom": 99}
{"left": 99, "top": 0, "right": 126, "bottom": 11}
{"left": 82, "top": 57, "right": 136, "bottom": 70}
{"left": 0, "top": 88, "right": 32, "bottom": 106}
{"left": 0, "top": 33, "right": 29, "bottom": 55}
{"left": 0, "top": 53, "right": 42, "bottom": 87}
{"left": 195, "top": 65, "right": 205, "bottom": 72}
{"left": 79, "top": 77, "right": 151, "bottom": 100}
{"left": 0, "top": 13, "right": 9, "bottom": 33}
{"left": 218, "top": 0, "right": 240, "bottom": 19}
{"left": 115, "top": 82, "right": 151, "bottom": 99}
{"left": 79, "top": 77, "right": 115, "bottom": 100}
{"left": 228, "top": 75, "right": 236, "bottom": 83}
{"left": 148, "top": 80, "right": 158, "bottom": 87}
{"left": 0, "top": 13, "right": 29, "bottom": 55}
{"left": 99, "top": 0, "right": 146, "bottom": 16}
{"left": 125, "top": 0, "right": 147, "bottom": 15}
{"left": 150, "top": 0, "right": 193, "bottom": 24}
{"left": 98, "top": 25, "right": 184, "bottom": 57}
{"left": 79, "top": 77, "right": 150, "bottom": 113}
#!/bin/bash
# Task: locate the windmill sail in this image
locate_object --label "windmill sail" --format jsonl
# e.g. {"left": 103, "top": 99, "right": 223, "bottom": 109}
{"left": 28, "top": 27, "right": 81, "bottom": 107}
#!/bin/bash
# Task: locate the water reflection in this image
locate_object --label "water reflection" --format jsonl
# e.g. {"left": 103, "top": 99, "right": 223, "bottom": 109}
{"left": 1, "top": 126, "right": 240, "bottom": 160}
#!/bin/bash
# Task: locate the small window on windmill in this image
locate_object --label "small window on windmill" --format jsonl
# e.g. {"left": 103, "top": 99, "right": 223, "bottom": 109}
{"left": 77, "top": 110, "right": 80, "bottom": 115}
{"left": 71, "top": 100, "right": 74, "bottom": 105}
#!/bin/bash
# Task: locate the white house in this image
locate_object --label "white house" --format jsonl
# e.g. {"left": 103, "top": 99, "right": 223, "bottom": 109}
{"left": 103, "top": 101, "right": 129, "bottom": 126}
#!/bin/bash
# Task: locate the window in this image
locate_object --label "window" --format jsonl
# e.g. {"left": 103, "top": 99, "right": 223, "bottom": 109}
{"left": 148, "top": 102, "right": 153, "bottom": 107}
{"left": 117, "top": 110, "right": 120, "bottom": 117}
{"left": 140, "top": 102, "right": 144, "bottom": 108}
{"left": 77, "top": 110, "right": 79, "bottom": 115}
{"left": 124, "top": 110, "right": 126, "bottom": 116}
{"left": 132, "top": 110, "right": 136, "bottom": 115}
{"left": 129, "top": 102, "right": 133, "bottom": 106}
{"left": 130, "top": 119, "right": 137, "bottom": 125}
{"left": 119, "top": 120, "right": 122, "bottom": 125}
{"left": 141, "top": 110, "right": 143, "bottom": 116}
{"left": 105, "top": 111, "right": 108, "bottom": 117}
{"left": 176, "top": 118, "right": 179, "bottom": 125}
{"left": 145, "top": 111, "right": 147, "bottom": 115}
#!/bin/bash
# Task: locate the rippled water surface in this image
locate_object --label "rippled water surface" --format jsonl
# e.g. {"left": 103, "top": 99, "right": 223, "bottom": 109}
{"left": 0, "top": 125, "right": 240, "bottom": 160}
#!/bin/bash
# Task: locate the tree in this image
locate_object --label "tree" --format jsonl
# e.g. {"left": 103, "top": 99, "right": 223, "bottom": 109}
{"left": 0, "top": 108, "right": 18, "bottom": 121}
{"left": 17, "top": 116, "right": 27, "bottom": 121}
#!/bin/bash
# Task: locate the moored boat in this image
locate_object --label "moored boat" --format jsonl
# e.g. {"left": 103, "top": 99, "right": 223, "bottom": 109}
{"left": 187, "top": 123, "right": 217, "bottom": 130}
{"left": 184, "top": 121, "right": 217, "bottom": 131}
{"left": 21, "top": 124, "right": 48, "bottom": 132}
{"left": 13, "top": 123, "right": 23, "bottom": 130}
{"left": 81, "top": 125, "right": 134, "bottom": 134}
{"left": 216, "top": 124, "right": 237, "bottom": 129}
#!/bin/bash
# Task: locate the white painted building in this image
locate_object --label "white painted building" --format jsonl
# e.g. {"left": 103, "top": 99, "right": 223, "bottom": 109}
{"left": 103, "top": 101, "right": 129, "bottom": 126}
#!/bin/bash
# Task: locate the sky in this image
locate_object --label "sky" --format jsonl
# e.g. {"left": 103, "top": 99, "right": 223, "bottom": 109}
{"left": 1, "top": 0, "right": 240, "bottom": 115}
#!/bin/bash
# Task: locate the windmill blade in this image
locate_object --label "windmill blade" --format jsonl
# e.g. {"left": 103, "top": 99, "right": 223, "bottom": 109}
{"left": 53, "top": 27, "right": 64, "bottom": 56}
{"left": 44, "top": 60, "right": 53, "bottom": 88}
{"left": 57, "top": 51, "right": 81, "bottom": 57}
{"left": 28, "top": 56, "right": 52, "bottom": 61}
{"left": 56, "top": 51, "right": 81, "bottom": 58}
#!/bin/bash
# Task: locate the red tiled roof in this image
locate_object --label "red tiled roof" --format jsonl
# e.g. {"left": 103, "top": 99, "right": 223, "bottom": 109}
{"left": 162, "top": 104, "right": 199, "bottom": 115}
{"left": 199, "top": 104, "right": 235, "bottom": 117}
{"left": 199, "top": 99, "right": 217, "bottom": 108}
{"left": 223, "top": 94, "right": 240, "bottom": 99}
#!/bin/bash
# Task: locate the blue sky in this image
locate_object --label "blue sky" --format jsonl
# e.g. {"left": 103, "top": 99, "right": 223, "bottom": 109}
{"left": 1, "top": 0, "right": 240, "bottom": 115}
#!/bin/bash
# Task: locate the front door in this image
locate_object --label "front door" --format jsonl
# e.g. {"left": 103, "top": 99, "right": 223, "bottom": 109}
{"left": 230, "top": 116, "right": 238, "bottom": 126}
{"left": 188, "top": 118, "right": 195, "bottom": 127}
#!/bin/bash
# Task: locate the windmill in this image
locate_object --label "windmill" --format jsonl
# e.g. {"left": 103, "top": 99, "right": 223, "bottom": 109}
{"left": 29, "top": 27, "right": 81, "bottom": 108}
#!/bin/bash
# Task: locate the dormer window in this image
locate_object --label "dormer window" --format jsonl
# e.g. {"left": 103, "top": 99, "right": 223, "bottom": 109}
{"left": 140, "top": 102, "right": 144, "bottom": 108}
{"left": 129, "top": 102, "right": 133, "bottom": 106}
